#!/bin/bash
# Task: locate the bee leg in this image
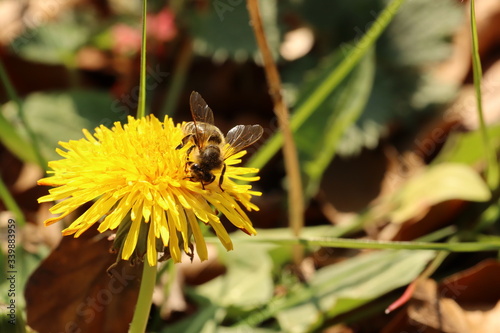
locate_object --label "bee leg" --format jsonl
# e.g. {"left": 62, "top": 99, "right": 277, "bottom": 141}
{"left": 186, "top": 145, "right": 196, "bottom": 159}
{"left": 184, "top": 160, "right": 193, "bottom": 174}
{"left": 218, "top": 163, "right": 226, "bottom": 192}
{"left": 176, "top": 134, "right": 194, "bottom": 150}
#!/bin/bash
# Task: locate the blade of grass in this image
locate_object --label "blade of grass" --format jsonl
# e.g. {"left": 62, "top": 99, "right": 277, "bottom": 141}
{"left": 0, "top": 59, "right": 42, "bottom": 227}
{"left": 0, "top": 111, "right": 37, "bottom": 164}
{"left": 302, "top": 48, "right": 375, "bottom": 198}
{"left": 136, "top": 0, "right": 148, "bottom": 119}
{"left": 0, "top": 175, "right": 26, "bottom": 226}
{"left": 0, "top": 61, "right": 46, "bottom": 169}
{"left": 247, "top": 0, "right": 407, "bottom": 170}
{"left": 470, "top": 0, "right": 499, "bottom": 189}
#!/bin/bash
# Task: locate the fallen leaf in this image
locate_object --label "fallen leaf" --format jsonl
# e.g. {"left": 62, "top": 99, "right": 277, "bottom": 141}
{"left": 383, "top": 260, "right": 500, "bottom": 333}
{"left": 25, "top": 227, "right": 141, "bottom": 333}
{"left": 387, "top": 163, "right": 490, "bottom": 224}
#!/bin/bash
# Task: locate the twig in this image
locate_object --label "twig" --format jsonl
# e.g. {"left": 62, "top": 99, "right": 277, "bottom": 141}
{"left": 246, "top": 0, "right": 304, "bottom": 256}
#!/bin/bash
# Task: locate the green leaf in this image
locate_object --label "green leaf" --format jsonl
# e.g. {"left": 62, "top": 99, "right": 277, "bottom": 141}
{"left": 0, "top": 244, "right": 47, "bottom": 309}
{"left": 387, "top": 163, "right": 491, "bottom": 224}
{"left": 381, "top": 0, "right": 464, "bottom": 67}
{"left": 186, "top": 0, "right": 279, "bottom": 63}
{"left": 235, "top": 249, "right": 434, "bottom": 331}
{"left": 281, "top": 0, "right": 462, "bottom": 159}
{"left": 161, "top": 296, "right": 223, "bottom": 333}
{"left": 433, "top": 124, "right": 500, "bottom": 166}
{"left": 10, "top": 12, "right": 95, "bottom": 66}
{"left": 167, "top": 243, "right": 275, "bottom": 332}
{"left": 195, "top": 243, "right": 274, "bottom": 308}
{"left": 247, "top": 0, "right": 407, "bottom": 170}
{"left": 2, "top": 90, "right": 126, "bottom": 162}
{"left": 295, "top": 48, "right": 375, "bottom": 198}
{"left": 0, "top": 111, "right": 37, "bottom": 165}
{"left": 275, "top": 250, "right": 434, "bottom": 332}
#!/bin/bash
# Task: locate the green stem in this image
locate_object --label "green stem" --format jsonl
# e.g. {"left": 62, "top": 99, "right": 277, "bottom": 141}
{"left": 136, "top": 0, "right": 148, "bottom": 119}
{"left": 129, "top": 263, "right": 157, "bottom": 333}
{"left": 470, "top": 0, "right": 499, "bottom": 189}
{"left": 0, "top": 61, "right": 20, "bottom": 105}
{"left": 247, "top": 0, "right": 407, "bottom": 170}
{"left": 232, "top": 236, "right": 500, "bottom": 252}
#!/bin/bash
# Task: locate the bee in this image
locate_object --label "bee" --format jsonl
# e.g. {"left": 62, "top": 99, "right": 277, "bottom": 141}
{"left": 176, "top": 91, "right": 263, "bottom": 190}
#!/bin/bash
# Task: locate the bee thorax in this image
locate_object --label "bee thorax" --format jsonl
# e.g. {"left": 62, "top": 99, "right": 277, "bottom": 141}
{"left": 198, "top": 146, "right": 223, "bottom": 169}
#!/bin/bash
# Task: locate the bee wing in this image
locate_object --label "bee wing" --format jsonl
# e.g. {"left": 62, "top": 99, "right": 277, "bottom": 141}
{"left": 189, "top": 91, "right": 215, "bottom": 146}
{"left": 223, "top": 124, "right": 264, "bottom": 159}
{"left": 190, "top": 91, "right": 214, "bottom": 124}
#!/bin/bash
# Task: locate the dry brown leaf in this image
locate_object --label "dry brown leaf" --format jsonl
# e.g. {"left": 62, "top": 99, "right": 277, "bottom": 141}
{"left": 409, "top": 279, "right": 471, "bottom": 332}
{"left": 384, "top": 200, "right": 465, "bottom": 241}
{"left": 25, "top": 227, "right": 141, "bottom": 333}
{"left": 383, "top": 260, "right": 500, "bottom": 333}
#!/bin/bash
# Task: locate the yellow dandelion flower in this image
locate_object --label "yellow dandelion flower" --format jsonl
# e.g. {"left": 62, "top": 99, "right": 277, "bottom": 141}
{"left": 38, "top": 115, "right": 261, "bottom": 266}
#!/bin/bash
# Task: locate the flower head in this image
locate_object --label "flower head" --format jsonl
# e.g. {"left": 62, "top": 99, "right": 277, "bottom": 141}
{"left": 38, "top": 115, "right": 261, "bottom": 266}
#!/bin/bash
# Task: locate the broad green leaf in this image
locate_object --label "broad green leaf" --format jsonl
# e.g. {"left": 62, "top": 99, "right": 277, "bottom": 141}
{"left": 0, "top": 245, "right": 47, "bottom": 309}
{"left": 195, "top": 243, "right": 274, "bottom": 308}
{"left": 475, "top": 199, "right": 500, "bottom": 232}
{"left": 10, "top": 12, "right": 95, "bottom": 66}
{"left": 161, "top": 297, "right": 223, "bottom": 333}
{"left": 283, "top": 0, "right": 462, "bottom": 158}
{"left": 187, "top": 0, "right": 279, "bottom": 63}
{"left": 0, "top": 112, "right": 37, "bottom": 164}
{"left": 295, "top": 48, "right": 375, "bottom": 198}
{"left": 2, "top": 90, "right": 126, "bottom": 162}
{"left": 434, "top": 124, "right": 500, "bottom": 166}
{"left": 276, "top": 250, "right": 435, "bottom": 332}
{"left": 247, "top": 0, "right": 407, "bottom": 170}
{"left": 388, "top": 163, "right": 491, "bottom": 224}
{"left": 169, "top": 243, "right": 274, "bottom": 332}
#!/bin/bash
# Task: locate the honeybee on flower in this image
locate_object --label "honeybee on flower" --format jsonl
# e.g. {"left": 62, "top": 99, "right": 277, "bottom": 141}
{"left": 38, "top": 93, "right": 262, "bottom": 266}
